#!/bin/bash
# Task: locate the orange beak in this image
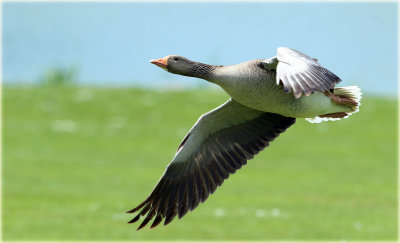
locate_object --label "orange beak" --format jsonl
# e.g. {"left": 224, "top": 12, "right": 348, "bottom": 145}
{"left": 150, "top": 57, "right": 168, "bottom": 69}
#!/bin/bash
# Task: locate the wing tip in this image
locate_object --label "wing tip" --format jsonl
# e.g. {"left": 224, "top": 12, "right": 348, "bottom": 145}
{"left": 150, "top": 215, "right": 163, "bottom": 228}
{"left": 277, "top": 46, "right": 290, "bottom": 53}
{"left": 128, "top": 214, "right": 141, "bottom": 224}
{"left": 137, "top": 218, "right": 150, "bottom": 230}
{"left": 126, "top": 208, "right": 138, "bottom": 214}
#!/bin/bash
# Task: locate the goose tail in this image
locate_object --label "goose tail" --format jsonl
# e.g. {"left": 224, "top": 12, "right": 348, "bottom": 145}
{"left": 306, "top": 86, "right": 362, "bottom": 123}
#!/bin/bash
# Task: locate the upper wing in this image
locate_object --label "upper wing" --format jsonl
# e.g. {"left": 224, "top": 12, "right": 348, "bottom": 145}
{"left": 263, "top": 47, "right": 341, "bottom": 98}
{"left": 127, "top": 99, "right": 295, "bottom": 230}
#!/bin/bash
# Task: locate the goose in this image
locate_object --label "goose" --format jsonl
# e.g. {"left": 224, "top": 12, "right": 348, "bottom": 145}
{"left": 127, "top": 47, "right": 361, "bottom": 230}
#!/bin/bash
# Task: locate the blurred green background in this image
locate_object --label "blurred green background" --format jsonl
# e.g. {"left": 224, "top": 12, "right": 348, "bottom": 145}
{"left": 2, "top": 80, "right": 397, "bottom": 240}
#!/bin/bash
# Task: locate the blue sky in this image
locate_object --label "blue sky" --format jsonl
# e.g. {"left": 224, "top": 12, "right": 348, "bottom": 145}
{"left": 2, "top": 2, "right": 398, "bottom": 94}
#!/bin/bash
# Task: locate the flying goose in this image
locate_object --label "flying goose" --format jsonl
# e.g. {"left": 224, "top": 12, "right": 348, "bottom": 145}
{"left": 127, "top": 47, "right": 361, "bottom": 230}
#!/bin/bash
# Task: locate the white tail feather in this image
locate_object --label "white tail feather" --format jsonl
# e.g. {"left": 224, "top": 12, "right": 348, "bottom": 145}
{"left": 306, "top": 116, "right": 342, "bottom": 123}
{"left": 306, "top": 86, "right": 362, "bottom": 123}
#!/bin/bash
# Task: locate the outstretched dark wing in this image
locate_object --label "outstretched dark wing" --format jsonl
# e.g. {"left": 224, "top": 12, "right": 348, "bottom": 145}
{"left": 127, "top": 99, "right": 295, "bottom": 230}
{"left": 263, "top": 47, "right": 341, "bottom": 98}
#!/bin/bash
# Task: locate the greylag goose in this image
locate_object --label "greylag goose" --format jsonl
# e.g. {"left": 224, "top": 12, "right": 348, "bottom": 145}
{"left": 127, "top": 47, "right": 361, "bottom": 230}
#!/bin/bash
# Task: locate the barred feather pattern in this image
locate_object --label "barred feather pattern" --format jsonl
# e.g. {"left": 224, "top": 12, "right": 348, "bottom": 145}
{"left": 274, "top": 47, "right": 342, "bottom": 98}
{"left": 127, "top": 112, "right": 295, "bottom": 230}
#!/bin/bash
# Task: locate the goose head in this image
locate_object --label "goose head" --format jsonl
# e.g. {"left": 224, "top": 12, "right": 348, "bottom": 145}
{"left": 150, "top": 55, "right": 196, "bottom": 76}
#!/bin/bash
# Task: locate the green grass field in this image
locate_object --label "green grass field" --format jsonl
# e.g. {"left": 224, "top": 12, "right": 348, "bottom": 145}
{"left": 2, "top": 86, "right": 398, "bottom": 240}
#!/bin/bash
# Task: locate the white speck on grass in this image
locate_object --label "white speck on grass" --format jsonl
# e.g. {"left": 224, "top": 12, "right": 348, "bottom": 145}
{"left": 112, "top": 213, "right": 127, "bottom": 221}
{"left": 271, "top": 208, "right": 281, "bottom": 217}
{"left": 24, "top": 121, "right": 37, "bottom": 132}
{"left": 52, "top": 120, "right": 77, "bottom": 133}
{"left": 213, "top": 208, "right": 226, "bottom": 217}
{"left": 89, "top": 203, "right": 99, "bottom": 212}
{"left": 141, "top": 94, "right": 156, "bottom": 107}
{"left": 255, "top": 209, "right": 268, "bottom": 218}
{"left": 40, "top": 101, "right": 57, "bottom": 112}
{"left": 354, "top": 221, "right": 363, "bottom": 230}
{"left": 237, "top": 207, "right": 247, "bottom": 215}
{"left": 75, "top": 89, "right": 93, "bottom": 102}
{"left": 95, "top": 160, "right": 104, "bottom": 165}
{"left": 115, "top": 201, "right": 124, "bottom": 210}
{"left": 109, "top": 117, "right": 126, "bottom": 130}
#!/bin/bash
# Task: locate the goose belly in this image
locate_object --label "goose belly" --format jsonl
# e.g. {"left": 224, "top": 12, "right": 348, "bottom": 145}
{"left": 212, "top": 62, "right": 350, "bottom": 118}
{"left": 222, "top": 80, "right": 349, "bottom": 118}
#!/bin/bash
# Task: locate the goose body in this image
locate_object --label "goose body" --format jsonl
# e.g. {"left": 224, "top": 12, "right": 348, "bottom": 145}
{"left": 208, "top": 59, "right": 352, "bottom": 118}
{"left": 127, "top": 47, "right": 362, "bottom": 229}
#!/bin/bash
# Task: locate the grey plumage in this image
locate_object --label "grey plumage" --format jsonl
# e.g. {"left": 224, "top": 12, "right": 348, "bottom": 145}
{"left": 127, "top": 99, "right": 295, "bottom": 229}
{"left": 267, "top": 47, "right": 341, "bottom": 98}
{"left": 128, "top": 47, "right": 361, "bottom": 230}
